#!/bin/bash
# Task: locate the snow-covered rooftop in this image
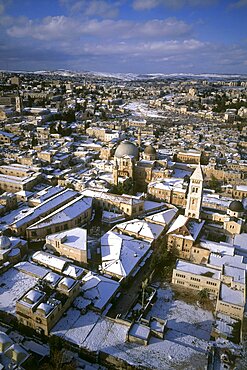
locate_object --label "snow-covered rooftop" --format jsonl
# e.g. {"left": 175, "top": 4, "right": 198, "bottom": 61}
{"left": 115, "top": 218, "right": 164, "bottom": 241}
{"left": 145, "top": 208, "right": 178, "bottom": 226}
{"left": 219, "top": 283, "right": 245, "bottom": 306}
{"left": 0, "top": 268, "right": 38, "bottom": 315}
{"left": 28, "top": 196, "right": 92, "bottom": 230}
{"left": 175, "top": 260, "right": 221, "bottom": 280}
{"left": 46, "top": 227, "right": 87, "bottom": 251}
{"left": 11, "top": 189, "right": 77, "bottom": 228}
{"left": 101, "top": 231, "right": 151, "bottom": 278}
{"left": 32, "top": 251, "right": 69, "bottom": 272}
{"left": 81, "top": 271, "right": 119, "bottom": 311}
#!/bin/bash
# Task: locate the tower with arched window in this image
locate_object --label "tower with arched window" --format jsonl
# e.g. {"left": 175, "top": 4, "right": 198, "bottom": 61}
{"left": 185, "top": 165, "right": 203, "bottom": 220}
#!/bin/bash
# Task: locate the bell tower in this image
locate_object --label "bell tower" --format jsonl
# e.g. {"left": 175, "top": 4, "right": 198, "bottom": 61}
{"left": 185, "top": 164, "right": 203, "bottom": 220}
{"left": 113, "top": 159, "right": 119, "bottom": 186}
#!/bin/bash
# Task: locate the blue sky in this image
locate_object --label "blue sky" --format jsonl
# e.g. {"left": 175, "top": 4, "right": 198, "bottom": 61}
{"left": 0, "top": 0, "right": 246, "bottom": 73}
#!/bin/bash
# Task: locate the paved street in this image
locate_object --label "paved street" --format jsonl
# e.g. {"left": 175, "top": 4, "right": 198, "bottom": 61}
{"left": 107, "top": 258, "right": 153, "bottom": 318}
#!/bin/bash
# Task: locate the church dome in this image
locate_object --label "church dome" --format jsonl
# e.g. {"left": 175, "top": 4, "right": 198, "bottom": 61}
{"left": 0, "top": 235, "right": 11, "bottom": 250}
{"left": 144, "top": 145, "right": 156, "bottom": 155}
{"left": 229, "top": 200, "right": 244, "bottom": 212}
{"left": 114, "top": 140, "right": 139, "bottom": 160}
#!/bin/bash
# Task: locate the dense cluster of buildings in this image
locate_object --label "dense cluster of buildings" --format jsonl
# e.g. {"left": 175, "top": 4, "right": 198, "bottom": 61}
{"left": 0, "top": 70, "right": 246, "bottom": 369}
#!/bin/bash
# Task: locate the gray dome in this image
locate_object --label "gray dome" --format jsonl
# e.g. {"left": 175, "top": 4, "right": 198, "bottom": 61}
{"left": 229, "top": 200, "right": 244, "bottom": 212}
{"left": 114, "top": 140, "right": 139, "bottom": 160}
{"left": 0, "top": 235, "right": 11, "bottom": 250}
{"left": 144, "top": 145, "right": 156, "bottom": 155}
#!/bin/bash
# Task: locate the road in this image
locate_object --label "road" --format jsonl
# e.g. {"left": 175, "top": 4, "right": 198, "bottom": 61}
{"left": 107, "top": 257, "right": 153, "bottom": 319}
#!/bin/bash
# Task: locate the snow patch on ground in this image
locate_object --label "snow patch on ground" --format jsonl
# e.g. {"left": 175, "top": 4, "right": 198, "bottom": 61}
{"left": 147, "top": 284, "right": 214, "bottom": 341}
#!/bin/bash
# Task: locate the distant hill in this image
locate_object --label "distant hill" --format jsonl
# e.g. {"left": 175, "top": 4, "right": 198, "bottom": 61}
{"left": 1, "top": 68, "right": 247, "bottom": 81}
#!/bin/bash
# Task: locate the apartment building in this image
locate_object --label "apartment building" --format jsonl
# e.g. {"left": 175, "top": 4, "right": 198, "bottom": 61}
{"left": 26, "top": 196, "right": 92, "bottom": 240}
{"left": 46, "top": 227, "right": 87, "bottom": 264}
{"left": 172, "top": 260, "right": 221, "bottom": 297}
{"left": 16, "top": 277, "right": 80, "bottom": 335}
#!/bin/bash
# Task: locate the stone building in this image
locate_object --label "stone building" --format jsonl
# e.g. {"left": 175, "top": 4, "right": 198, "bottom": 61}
{"left": 113, "top": 140, "right": 168, "bottom": 191}
{"left": 185, "top": 165, "right": 203, "bottom": 220}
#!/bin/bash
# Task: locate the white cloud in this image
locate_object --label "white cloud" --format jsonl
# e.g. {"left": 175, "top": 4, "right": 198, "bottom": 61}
{"left": 60, "top": 0, "right": 121, "bottom": 18}
{"left": 133, "top": 0, "right": 217, "bottom": 10}
{"left": 6, "top": 16, "right": 192, "bottom": 40}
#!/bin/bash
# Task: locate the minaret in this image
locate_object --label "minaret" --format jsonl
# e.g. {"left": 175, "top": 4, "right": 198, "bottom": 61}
{"left": 185, "top": 164, "right": 203, "bottom": 220}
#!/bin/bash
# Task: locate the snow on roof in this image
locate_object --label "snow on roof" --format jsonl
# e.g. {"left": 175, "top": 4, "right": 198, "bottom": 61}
{"left": 175, "top": 260, "right": 221, "bottom": 280}
{"left": 148, "top": 178, "right": 186, "bottom": 192}
{"left": 167, "top": 215, "right": 188, "bottom": 235}
{"left": 43, "top": 272, "right": 61, "bottom": 286}
{"left": 36, "top": 302, "right": 54, "bottom": 316}
{"left": 46, "top": 227, "right": 87, "bottom": 251}
{"left": 167, "top": 215, "right": 204, "bottom": 241}
{"left": 81, "top": 189, "right": 143, "bottom": 205}
{"left": 187, "top": 219, "right": 205, "bottom": 240}
{"left": 51, "top": 308, "right": 101, "bottom": 346}
{"left": 0, "top": 268, "right": 38, "bottom": 314}
{"left": 15, "top": 261, "right": 49, "bottom": 278}
{"left": 143, "top": 200, "right": 166, "bottom": 212}
{"left": 190, "top": 164, "right": 203, "bottom": 181}
{"left": 62, "top": 264, "right": 84, "bottom": 279}
{"left": 81, "top": 271, "right": 119, "bottom": 310}
{"left": 58, "top": 277, "right": 75, "bottom": 290}
{"left": 202, "top": 194, "right": 232, "bottom": 209}
{"left": 32, "top": 251, "right": 68, "bottom": 272}
{"left": 209, "top": 253, "right": 245, "bottom": 271}
{"left": 236, "top": 185, "right": 247, "bottom": 192}
{"left": 223, "top": 265, "right": 246, "bottom": 284}
{"left": 11, "top": 188, "right": 77, "bottom": 228}
{"left": 116, "top": 219, "right": 164, "bottom": 241}
{"left": 22, "top": 289, "right": 44, "bottom": 305}
{"left": 101, "top": 231, "right": 151, "bottom": 278}
{"left": 31, "top": 185, "right": 64, "bottom": 203}
{"left": 219, "top": 283, "right": 245, "bottom": 306}
{"left": 145, "top": 208, "right": 178, "bottom": 226}
{"left": 200, "top": 240, "right": 235, "bottom": 256}
{"left": 234, "top": 233, "right": 247, "bottom": 250}
{"left": 129, "top": 323, "right": 150, "bottom": 340}
{"left": 28, "top": 196, "right": 92, "bottom": 230}
{"left": 51, "top": 307, "right": 209, "bottom": 370}
{"left": 0, "top": 174, "right": 37, "bottom": 185}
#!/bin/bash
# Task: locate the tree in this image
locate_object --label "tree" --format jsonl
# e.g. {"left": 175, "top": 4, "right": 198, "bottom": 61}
{"left": 141, "top": 278, "right": 149, "bottom": 309}
{"left": 208, "top": 174, "right": 221, "bottom": 193}
{"left": 40, "top": 349, "right": 76, "bottom": 370}
{"left": 122, "top": 177, "right": 134, "bottom": 195}
{"left": 198, "top": 288, "right": 209, "bottom": 304}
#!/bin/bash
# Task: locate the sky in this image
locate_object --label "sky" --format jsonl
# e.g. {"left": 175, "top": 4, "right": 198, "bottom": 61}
{"left": 0, "top": 0, "right": 247, "bottom": 74}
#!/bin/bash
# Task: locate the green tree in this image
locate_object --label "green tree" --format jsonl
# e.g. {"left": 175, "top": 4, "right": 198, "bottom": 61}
{"left": 208, "top": 174, "right": 221, "bottom": 192}
{"left": 141, "top": 278, "right": 149, "bottom": 308}
{"left": 198, "top": 288, "right": 209, "bottom": 304}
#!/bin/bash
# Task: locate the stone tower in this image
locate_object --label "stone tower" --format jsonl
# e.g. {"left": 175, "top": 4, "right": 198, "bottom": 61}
{"left": 15, "top": 95, "right": 23, "bottom": 114}
{"left": 113, "top": 159, "right": 119, "bottom": 186}
{"left": 138, "top": 128, "right": 141, "bottom": 147}
{"left": 185, "top": 164, "right": 203, "bottom": 220}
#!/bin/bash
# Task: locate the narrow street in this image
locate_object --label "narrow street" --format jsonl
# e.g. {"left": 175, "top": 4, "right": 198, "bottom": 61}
{"left": 107, "top": 258, "right": 153, "bottom": 318}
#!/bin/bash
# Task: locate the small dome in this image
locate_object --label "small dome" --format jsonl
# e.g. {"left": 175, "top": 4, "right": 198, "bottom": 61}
{"left": 144, "top": 145, "right": 156, "bottom": 155}
{"left": 0, "top": 235, "right": 11, "bottom": 250}
{"left": 114, "top": 140, "right": 139, "bottom": 160}
{"left": 229, "top": 200, "right": 244, "bottom": 212}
